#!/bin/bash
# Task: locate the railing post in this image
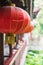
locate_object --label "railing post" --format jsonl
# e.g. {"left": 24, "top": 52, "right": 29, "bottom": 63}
{"left": 0, "top": 33, "right": 4, "bottom": 65}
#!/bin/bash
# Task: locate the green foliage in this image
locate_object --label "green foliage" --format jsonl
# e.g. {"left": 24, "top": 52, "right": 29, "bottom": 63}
{"left": 24, "top": 50, "right": 43, "bottom": 65}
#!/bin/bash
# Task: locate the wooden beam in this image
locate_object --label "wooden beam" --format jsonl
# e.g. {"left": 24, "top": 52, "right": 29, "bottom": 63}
{"left": 0, "top": 33, "right": 4, "bottom": 65}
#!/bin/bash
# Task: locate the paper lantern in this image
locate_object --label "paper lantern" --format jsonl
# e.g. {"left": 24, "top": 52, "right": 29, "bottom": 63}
{"left": 20, "top": 22, "right": 34, "bottom": 33}
{"left": 25, "top": 23, "right": 34, "bottom": 33}
{"left": 0, "top": 6, "right": 33, "bottom": 34}
{"left": 15, "top": 10, "right": 34, "bottom": 34}
{"left": 15, "top": 10, "right": 31, "bottom": 34}
{"left": 0, "top": 6, "right": 29, "bottom": 33}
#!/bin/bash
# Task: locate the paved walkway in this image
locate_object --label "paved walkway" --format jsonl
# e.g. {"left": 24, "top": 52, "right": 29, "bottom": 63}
{"left": 28, "top": 36, "right": 43, "bottom": 50}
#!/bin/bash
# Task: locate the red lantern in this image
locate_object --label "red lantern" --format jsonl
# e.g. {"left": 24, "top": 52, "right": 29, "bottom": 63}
{"left": 0, "top": 6, "right": 28, "bottom": 33}
{"left": 15, "top": 10, "right": 34, "bottom": 34}
{"left": 20, "top": 22, "right": 34, "bottom": 34}
{"left": 0, "top": 6, "right": 33, "bottom": 34}
{"left": 25, "top": 23, "right": 34, "bottom": 33}
{"left": 11, "top": 7, "right": 25, "bottom": 33}
{"left": 15, "top": 10, "right": 31, "bottom": 34}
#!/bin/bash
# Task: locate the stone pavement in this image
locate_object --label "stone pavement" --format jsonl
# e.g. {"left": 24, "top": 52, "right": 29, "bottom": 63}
{"left": 28, "top": 36, "right": 43, "bottom": 50}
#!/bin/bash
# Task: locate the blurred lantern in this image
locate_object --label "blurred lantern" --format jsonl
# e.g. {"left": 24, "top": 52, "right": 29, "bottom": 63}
{"left": 20, "top": 22, "right": 34, "bottom": 33}
{"left": 25, "top": 23, "right": 34, "bottom": 33}
{"left": 0, "top": 6, "right": 34, "bottom": 34}
{"left": 0, "top": 6, "right": 27, "bottom": 33}
{"left": 15, "top": 10, "right": 32, "bottom": 34}
{"left": 14, "top": 7, "right": 30, "bottom": 34}
{"left": 16, "top": 10, "right": 34, "bottom": 34}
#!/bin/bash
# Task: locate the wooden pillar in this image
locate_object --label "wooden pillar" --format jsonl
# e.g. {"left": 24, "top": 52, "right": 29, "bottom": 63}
{"left": 25, "top": 0, "right": 34, "bottom": 18}
{"left": 0, "top": 33, "right": 4, "bottom": 65}
{"left": 30, "top": 0, "right": 34, "bottom": 19}
{"left": 25, "top": 0, "right": 31, "bottom": 14}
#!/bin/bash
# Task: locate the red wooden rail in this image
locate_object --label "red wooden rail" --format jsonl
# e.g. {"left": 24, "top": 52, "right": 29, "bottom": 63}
{"left": 4, "top": 42, "right": 26, "bottom": 65}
